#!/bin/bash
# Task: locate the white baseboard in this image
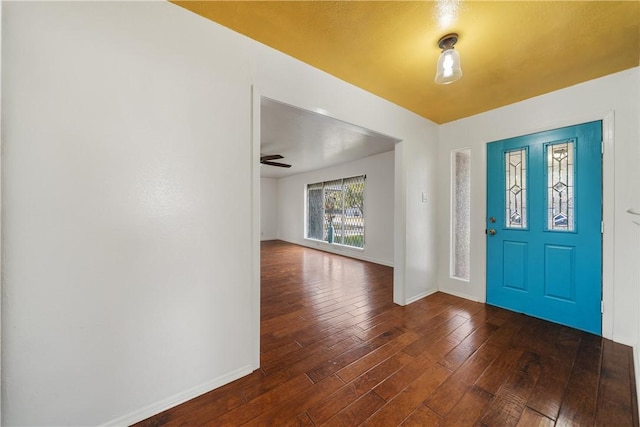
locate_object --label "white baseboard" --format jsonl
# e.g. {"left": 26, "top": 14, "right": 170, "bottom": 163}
{"left": 103, "top": 365, "right": 254, "bottom": 426}
{"left": 634, "top": 344, "right": 640, "bottom": 421}
{"left": 279, "top": 238, "right": 394, "bottom": 267}
{"left": 404, "top": 288, "right": 439, "bottom": 305}
{"left": 612, "top": 334, "right": 636, "bottom": 348}
{"left": 437, "top": 288, "right": 481, "bottom": 303}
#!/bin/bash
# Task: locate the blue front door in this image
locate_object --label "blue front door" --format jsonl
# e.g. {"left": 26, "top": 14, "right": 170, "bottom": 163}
{"left": 486, "top": 121, "right": 602, "bottom": 334}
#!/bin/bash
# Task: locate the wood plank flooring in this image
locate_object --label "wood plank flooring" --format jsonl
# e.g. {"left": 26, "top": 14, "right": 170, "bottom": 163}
{"left": 135, "top": 240, "right": 638, "bottom": 426}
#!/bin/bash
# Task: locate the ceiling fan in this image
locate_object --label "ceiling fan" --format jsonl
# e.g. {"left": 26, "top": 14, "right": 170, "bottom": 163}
{"left": 260, "top": 154, "right": 291, "bottom": 168}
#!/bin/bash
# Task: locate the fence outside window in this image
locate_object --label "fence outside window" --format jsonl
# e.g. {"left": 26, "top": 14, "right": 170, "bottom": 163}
{"left": 307, "top": 175, "right": 365, "bottom": 249}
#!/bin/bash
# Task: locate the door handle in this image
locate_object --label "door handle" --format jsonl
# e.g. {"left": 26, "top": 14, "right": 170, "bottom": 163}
{"left": 487, "top": 229, "right": 497, "bottom": 235}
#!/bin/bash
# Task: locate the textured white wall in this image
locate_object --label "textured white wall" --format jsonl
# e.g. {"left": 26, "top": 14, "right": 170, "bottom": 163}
{"left": 0, "top": 2, "right": 3, "bottom": 422}
{"left": 2, "top": 1, "right": 438, "bottom": 425}
{"left": 437, "top": 68, "right": 640, "bottom": 347}
{"left": 277, "top": 151, "right": 395, "bottom": 266}
{"left": 2, "top": 2, "right": 257, "bottom": 425}
{"left": 399, "top": 122, "right": 441, "bottom": 303}
{"left": 260, "top": 178, "right": 279, "bottom": 240}
{"left": 9, "top": 2, "right": 636, "bottom": 425}
{"left": 635, "top": 71, "right": 640, "bottom": 412}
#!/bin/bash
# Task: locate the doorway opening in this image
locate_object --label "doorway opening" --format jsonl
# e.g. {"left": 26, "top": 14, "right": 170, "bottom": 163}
{"left": 252, "top": 93, "right": 402, "bottom": 368}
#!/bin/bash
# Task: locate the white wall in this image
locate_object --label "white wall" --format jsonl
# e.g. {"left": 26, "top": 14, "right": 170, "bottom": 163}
{"left": 260, "top": 178, "right": 278, "bottom": 240}
{"left": 634, "top": 70, "right": 640, "bottom": 412}
{"left": 278, "top": 151, "right": 395, "bottom": 266}
{"left": 437, "top": 68, "right": 640, "bottom": 347}
{"left": 2, "top": 2, "right": 438, "bottom": 425}
{"left": 6, "top": 2, "right": 637, "bottom": 425}
{"left": 3, "top": 2, "right": 256, "bottom": 425}
{"left": 0, "top": 1, "right": 3, "bottom": 422}
{"left": 398, "top": 122, "right": 441, "bottom": 304}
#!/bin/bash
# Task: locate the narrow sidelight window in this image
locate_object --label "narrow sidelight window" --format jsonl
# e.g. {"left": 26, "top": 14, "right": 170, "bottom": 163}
{"left": 452, "top": 149, "right": 471, "bottom": 280}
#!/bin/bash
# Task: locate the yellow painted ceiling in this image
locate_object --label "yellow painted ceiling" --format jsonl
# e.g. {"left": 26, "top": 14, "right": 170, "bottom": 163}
{"left": 173, "top": 1, "right": 640, "bottom": 124}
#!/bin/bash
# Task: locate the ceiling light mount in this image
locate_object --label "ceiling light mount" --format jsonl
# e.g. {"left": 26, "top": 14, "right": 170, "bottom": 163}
{"left": 438, "top": 33, "right": 459, "bottom": 51}
{"left": 435, "top": 32, "right": 463, "bottom": 85}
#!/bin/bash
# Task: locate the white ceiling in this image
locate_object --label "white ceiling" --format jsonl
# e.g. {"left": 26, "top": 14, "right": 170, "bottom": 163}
{"left": 260, "top": 97, "right": 399, "bottom": 179}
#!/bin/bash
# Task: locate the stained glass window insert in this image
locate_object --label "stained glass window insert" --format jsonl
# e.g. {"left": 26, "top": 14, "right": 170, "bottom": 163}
{"left": 547, "top": 140, "right": 575, "bottom": 231}
{"left": 505, "top": 148, "right": 527, "bottom": 229}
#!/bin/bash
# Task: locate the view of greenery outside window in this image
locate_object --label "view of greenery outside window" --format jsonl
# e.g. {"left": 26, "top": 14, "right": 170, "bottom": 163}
{"left": 306, "top": 175, "right": 365, "bottom": 248}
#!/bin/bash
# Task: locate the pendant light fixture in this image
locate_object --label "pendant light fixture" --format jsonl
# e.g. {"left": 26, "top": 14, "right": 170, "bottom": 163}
{"left": 434, "top": 33, "right": 462, "bottom": 84}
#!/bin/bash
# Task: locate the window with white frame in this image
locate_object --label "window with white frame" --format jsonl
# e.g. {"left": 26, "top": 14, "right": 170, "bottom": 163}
{"left": 306, "top": 175, "right": 365, "bottom": 248}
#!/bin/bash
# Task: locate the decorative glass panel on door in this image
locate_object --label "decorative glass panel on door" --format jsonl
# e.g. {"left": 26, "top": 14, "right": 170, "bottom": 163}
{"left": 546, "top": 140, "right": 575, "bottom": 231}
{"left": 505, "top": 148, "right": 528, "bottom": 229}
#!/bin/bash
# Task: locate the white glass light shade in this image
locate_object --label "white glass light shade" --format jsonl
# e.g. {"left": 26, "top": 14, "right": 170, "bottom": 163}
{"left": 434, "top": 48, "right": 462, "bottom": 84}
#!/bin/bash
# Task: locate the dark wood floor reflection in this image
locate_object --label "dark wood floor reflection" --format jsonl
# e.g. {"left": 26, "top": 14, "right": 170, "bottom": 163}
{"left": 136, "top": 240, "right": 638, "bottom": 426}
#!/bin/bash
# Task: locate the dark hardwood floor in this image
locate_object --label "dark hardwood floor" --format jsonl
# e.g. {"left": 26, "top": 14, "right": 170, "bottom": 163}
{"left": 136, "top": 240, "right": 638, "bottom": 426}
